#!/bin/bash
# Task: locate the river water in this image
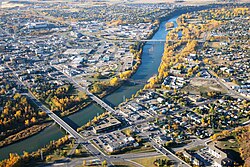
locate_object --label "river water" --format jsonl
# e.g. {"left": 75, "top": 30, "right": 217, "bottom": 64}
{"left": 0, "top": 15, "right": 179, "bottom": 160}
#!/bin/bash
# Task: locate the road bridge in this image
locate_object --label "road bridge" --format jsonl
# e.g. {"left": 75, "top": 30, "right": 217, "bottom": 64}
{"left": 126, "top": 79, "right": 148, "bottom": 84}
{"left": 53, "top": 65, "right": 117, "bottom": 114}
{"left": 69, "top": 77, "right": 117, "bottom": 114}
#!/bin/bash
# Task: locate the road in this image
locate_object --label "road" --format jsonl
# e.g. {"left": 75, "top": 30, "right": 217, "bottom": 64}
{"left": 139, "top": 131, "right": 191, "bottom": 167}
{"left": 8, "top": 62, "right": 190, "bottom": 166}
{"left": 6, "top": 64, "right": 88, "bottom": 141}
{"left": 174, "top": 118, "right": 250, "bottom": 153}
{"left": 148, "top": 138, "right": 191, "bottom": 167}
{"left": 173, "top": 137, "right": 211, "bottom": 152}
{"left": 44, "top": 152, "right": 161, "bottom": 167}
{"left": 26, "top": 93, "right": 85, "bottom": 140}
{"left": 6, "top": 64, "right": 85, "bottom": 141}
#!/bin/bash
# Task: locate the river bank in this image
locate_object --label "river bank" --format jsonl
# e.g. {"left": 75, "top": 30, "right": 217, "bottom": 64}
{"left": 0, "top": 123, "right": 51, "bottom": 149}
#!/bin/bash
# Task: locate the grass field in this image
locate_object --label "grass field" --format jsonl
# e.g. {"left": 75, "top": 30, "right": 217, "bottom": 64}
{"left": 132, "top": 155, "right": 171, "bottom": 167}
{"left": 120, "top": 142, "right": 156, "bottom": 154}
{"left": 113, "top": 161, "right": 136, "bottom": 167}
{"left": 216, "top": 136, "right": 244, "bottom": 164}
{"left": 182, "top": 77, "right": 228, "bottom": 95}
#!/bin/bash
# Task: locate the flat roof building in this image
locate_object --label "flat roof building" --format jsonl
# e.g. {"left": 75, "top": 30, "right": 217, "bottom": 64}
{"left": 93, "top": 116, "right": 122, "bottom": 134}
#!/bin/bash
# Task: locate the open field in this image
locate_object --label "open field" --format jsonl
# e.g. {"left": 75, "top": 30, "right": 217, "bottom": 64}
{"left": 132, "top": 155, "right": 171, "bottom": 167}
{"left": 182, "top": 78, "right": 228, "bottom": 94}
{"left": 113, "top": 161, "right": 136, "bottom": 167}
{"left": 215, "top": 137, "right": 244, "bottom": 164}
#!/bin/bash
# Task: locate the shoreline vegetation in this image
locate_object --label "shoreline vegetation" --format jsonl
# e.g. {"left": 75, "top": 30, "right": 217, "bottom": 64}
{"left": 0, "top": 136, "right": 70, "bottom": 167}
{"left": 0, "top": 123, "right": 50, "bottom": 149}
{"left": 0, "top": 86, "right": 90, "bottom": 148}
{"left": 165, "top": 22, "right": 174, "bottom": 30}
{"left": 0, "top": 3, "right": 243, "bottom": 164}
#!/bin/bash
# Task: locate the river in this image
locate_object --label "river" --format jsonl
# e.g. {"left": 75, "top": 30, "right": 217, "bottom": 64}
{"left": 0, "top": 15, "right": 179, "bottom": 161}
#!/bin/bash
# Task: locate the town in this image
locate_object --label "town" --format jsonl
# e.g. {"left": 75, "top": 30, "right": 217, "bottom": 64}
{"left": 0, "top": 1, "right": 249, "bottom": 167}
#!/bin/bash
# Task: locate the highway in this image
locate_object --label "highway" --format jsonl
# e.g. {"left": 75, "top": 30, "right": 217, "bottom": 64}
{"left": 6, "top": 64, "right": 84, "bottom": 140}
{"left": 26, "top": 93, "right": 84, "bottom": 140}
{"left": 8, "top": 62, "right": 248, "bottom": 167}
{"left": 86, "top": 88, "right": 117, "bottom": 114}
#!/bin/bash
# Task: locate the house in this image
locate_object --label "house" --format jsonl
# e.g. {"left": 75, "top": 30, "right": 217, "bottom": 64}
{"left": 188, "top": 95, "right": 203, "bottom": 103}
{"left": 157, "top": 97, "right": 165, "bottom": 103}
{"left": 154, "top": 135, "right": 169, "bottom": 145}
{"left": 128, "top": 102, "right": 143, "bottom": 112}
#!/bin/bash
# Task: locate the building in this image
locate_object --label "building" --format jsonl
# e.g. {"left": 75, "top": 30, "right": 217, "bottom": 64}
{"left": 93, "top": 116, "right": 122, "bottom": 134}
{"left": 27, "top": 22, "right": 48, "bottom": 29}
{"left": 154, "top": 135, "right": 169, "bottom": 145}
{"left": 105, "top": 136, "right": 138, "bottom": 153}
{"left": 208, "top": 143, "right": 233, "bottom": 167}
{"left": 183, "top": 150, "right": 203, "bottom": 166}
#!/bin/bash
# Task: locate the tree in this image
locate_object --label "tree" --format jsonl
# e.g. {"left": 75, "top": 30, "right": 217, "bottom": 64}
{"left": 82, "top": 160, "right": 86, "bottom": 166}
{"left": 201, "top": 118, "right": 206, "bottom": 126}
{"left": 46, "top": 155, "right": 52, "bottom": 162}
{"left": 102, "top": 160, "right": 107, "bottom": 167}
{"left": 123, "top": 128, "right": 133, "bottom": 136}
{"left": 93, "top": 116, "right": 98, "bottom": 122}
{"left": 109, "top": 77, "right": 119, "bottom": 87}
{"left": 22, "top": 151, "right": 30, "bottom": 161}
{"left": 75, "top": 149, "right": 81, "bottom": 155}
{"left": 13, "top": 93, "right": 21, "bottom": 100}
{"left": 119, "top": 70, "right": 132, "bottom": 80}
{"left": 25, "top": 120, "right": 30, "bottom": 126}
{"left": 31, "top": 117, "right": 37, "bottom": 124}
{"left": 222, "top": 130, "right": 230, "bottom": 137}
{"left": 14, "top": 110, "right": 21, "bottom": 118}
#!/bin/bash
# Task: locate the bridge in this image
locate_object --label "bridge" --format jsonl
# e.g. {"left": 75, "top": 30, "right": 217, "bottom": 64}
{"left": 70, "top": 78, "right": 117, "bottom": 114}
{"left": 26, "top": 93, "right": 84, "bottom": 140}
{"left": 52, "top": 65, "right": 118, "bottom": 114}
{"left": 126, "top": 79, "right": 148, "bottom": 84}
{"left": 26, "top": 91, "right": 115, "bottom": 166}
{"left": 86, "top": 89, "right": 117, "bottom": 113}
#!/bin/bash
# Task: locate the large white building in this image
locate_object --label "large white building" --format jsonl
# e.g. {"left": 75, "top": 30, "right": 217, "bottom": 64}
{"left": 208, "top": 143, "right": 233, "bottom": 167}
